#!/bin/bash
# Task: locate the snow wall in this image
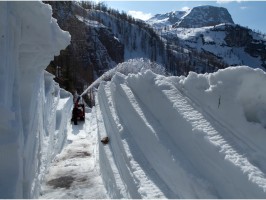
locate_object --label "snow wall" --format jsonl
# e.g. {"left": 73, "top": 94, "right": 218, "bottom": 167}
{"left": 95, "top": 64, "right": 266, "bottom": 198}
{"left": 0, "top": 2, "right": 71, "bottom": 198}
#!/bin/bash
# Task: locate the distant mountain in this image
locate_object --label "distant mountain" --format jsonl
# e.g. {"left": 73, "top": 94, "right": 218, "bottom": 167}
{"left": 147, "top": 10, "right": 188, "bottom": 29}
{"left": 147, "top": 6, "right": 234, "bottom": 29}
{"left": 174, "top": 6, "right": 234, "bottom": 28}
{"left": 146, "top": 5, "right": 266, "bottom": 71}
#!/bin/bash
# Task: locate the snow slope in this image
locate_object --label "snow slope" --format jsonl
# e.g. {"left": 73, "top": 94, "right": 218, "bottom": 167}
{"left": 147, "top": 10, "right": 188, "bottom": 30}
{"left": 160, "top": 24, "right": 266, "bottom": 69}
{"left": 0, "top": 2, "right": 71, "bottom": 198}
{"left": 95, "top": 65, "right": 266, "bottom": 198}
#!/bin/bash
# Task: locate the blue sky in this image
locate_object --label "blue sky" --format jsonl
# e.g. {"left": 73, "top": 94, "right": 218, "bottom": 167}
{"left": 103, "top": 1, "right": 266, "bottom": 34}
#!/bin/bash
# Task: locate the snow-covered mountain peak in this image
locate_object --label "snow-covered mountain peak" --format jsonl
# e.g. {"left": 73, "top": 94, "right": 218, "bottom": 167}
{"left": 146, "top": 10, "right": 189, "bottom": 29}
{"left": 175, "top": 5, "right": 234, "bottom": 28}
{"left": 147, "top": 5, "right": 234, "bottom": 29}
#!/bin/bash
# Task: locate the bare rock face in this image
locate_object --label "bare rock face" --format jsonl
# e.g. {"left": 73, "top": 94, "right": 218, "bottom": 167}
{"left": 174, "top": 6, "right": 234, "bottom": 28}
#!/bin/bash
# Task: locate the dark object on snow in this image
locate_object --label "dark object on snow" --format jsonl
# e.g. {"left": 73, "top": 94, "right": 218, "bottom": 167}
{"left": 71, "top": 95, "right": 85, "bottom": 125}
{"left": 47, "top": 176, "right": 74, "bottom": 189}
{"left": 72, "top": 106, "right": 78, "bottom": 125}
{"left": 101, "top": 136, "right": 109, "bottom": 144}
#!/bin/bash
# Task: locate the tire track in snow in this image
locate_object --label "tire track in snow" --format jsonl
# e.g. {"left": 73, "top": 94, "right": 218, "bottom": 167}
{"left": 113, "top": 74, "right": 218, "bottom": 198}
{"left": 98, "top": 81, "right": 165, "bottom": 198}
{"left": 126, "top": 71, "right": 266, "bottom": 198}
{"left": 96, "top": 85, "right": 130, "bottom": 199}
{"left": 174, "top": 82, "right": 266, "bottom": 175}
{"left": 112, "top": 77, "right": 180, "bottom": 198}
{"left": 159, "top": 75, "right": 266, "bottom": 197}
{"left": 97, "top": 71, "right": 266, "bottom": 198}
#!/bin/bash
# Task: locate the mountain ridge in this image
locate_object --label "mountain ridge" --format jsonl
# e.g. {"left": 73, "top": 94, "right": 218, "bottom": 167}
{"left": 147, "top": 5, "right": 234, "bottom": 29}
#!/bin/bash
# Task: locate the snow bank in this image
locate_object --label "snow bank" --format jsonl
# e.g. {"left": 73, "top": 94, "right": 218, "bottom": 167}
{"left": 96, "top": 63, "right": 266, "bottom": 198}
{"left": 176, "top": 66, "right": 266, "bottom": 129}
{"left": 0, "top": 2, "right": 71, "bottom": 198}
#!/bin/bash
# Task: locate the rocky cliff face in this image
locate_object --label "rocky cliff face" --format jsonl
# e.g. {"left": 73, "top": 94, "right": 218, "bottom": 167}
{"left": 174, "top": 6, "right": 234, "bottom": 28}
{"left": 147, "top": 5, "right": 234, "bottom": 29}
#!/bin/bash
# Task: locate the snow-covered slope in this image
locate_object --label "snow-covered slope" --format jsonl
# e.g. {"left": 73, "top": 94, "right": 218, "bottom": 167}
{"left": 164, "top": 24, "right": 266, "bottom": 69}
{"left": 95, "top": 64, "right": 266, "bottom": 198}
{"left": 0, "top": 2, "right": 71, "bottom": 198}
{"left": 147, "top": 5, "right": 266, "bottom": 71}
{"left": 147, "top": 10, "right": 188, "bottom": 30}
{"left": 88, "top": 9, "right": 164, "bottom": 63}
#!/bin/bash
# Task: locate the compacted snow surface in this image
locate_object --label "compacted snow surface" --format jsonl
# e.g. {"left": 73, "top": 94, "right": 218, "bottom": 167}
{"left": 40, "top": 108, "right": 107, "bottom": 199}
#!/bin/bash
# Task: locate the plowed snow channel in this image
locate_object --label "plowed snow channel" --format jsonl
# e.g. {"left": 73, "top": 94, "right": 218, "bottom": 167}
{"left": 40, "top": 67, "right": 266, "bottom": 199}
{"left": 40, "top": 108, "right": 107, "bottom": 199}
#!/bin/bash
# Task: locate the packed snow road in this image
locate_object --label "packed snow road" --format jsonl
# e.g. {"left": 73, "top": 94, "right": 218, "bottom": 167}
{"left": 96, "top": 68, "right": 266, "bottom": 198}
{"left": 40, "top": 108, "right": 107, "bottom": 199}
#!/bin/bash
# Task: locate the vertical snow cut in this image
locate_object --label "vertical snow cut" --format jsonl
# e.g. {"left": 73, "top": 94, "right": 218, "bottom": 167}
{"left": 0, "top": 2, "right": 71, "bottom": 198}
